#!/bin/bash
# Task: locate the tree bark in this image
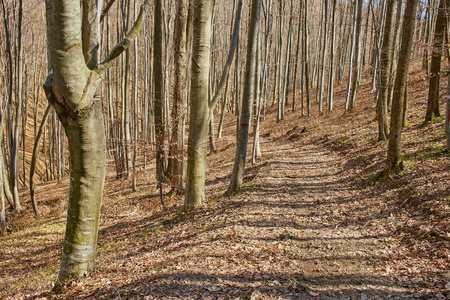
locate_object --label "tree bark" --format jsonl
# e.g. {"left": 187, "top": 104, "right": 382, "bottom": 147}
{"left": 425, "top": 0, "right": 449, "bottom": 123}
{"left": 169, "top": 0, "right": 189, "bottom": 192}
{"left": 378, "top": 0, "right": 396, "bottom": 141}
{"left": 45, "top": 0, "right": 149, "bottom": 285}
{"left": 184, "top": 0, "right": 213, "bottom": 210}
{"left": 383, "top": 0, "right": 419, "bottom": 175}
{"left": 228, "top": 0, "right": 261, "bottom": 192}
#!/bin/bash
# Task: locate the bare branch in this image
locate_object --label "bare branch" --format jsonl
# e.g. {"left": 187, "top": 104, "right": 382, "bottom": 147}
{"left": 208, "top": 0, "right": 243, "bottom": 115}
{"left": 100, "top": 0, "right": 116, "bottom": 23}
{"left": 98, "top": 0, "right": 150, "bottom": 73}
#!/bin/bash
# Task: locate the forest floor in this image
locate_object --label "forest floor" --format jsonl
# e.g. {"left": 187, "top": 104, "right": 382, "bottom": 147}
{"left": 1, "top": 64, "right": 450, "bottom": 299}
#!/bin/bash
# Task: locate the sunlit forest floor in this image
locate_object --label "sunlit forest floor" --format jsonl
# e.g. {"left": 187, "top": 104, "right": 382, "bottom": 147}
{"left": 1, "top": 63, "right": 449, "bottom": 299}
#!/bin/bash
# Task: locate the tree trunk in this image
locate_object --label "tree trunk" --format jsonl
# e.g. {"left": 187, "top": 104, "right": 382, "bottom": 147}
{"left": 45, "top": 0, "right": 149, "bottom": 285}
{"left": 228, "top": 0, "right": 261, "bottom": 192}
{"left": 169, "top": 0, "right": 189, "bottom": 192}
{"left": 184, "top": 0, "right": 213, "bottom": 210}
{"left": 347, "top": 0, "right": 363, "bottom": 111}
{"left": 378, "top": 0, "right": 396, "bottom": 141}
{"left": 328, "top": 0, "right": 337, "bottom": 112}
{"left": 153, "top": 0, "right": 165, "bottom": 183}
{"left": 29, "top": 105, "right": 52, "bottom": 216}
{"left": 383, "top": 0, "right": 419, "bottom": 175}
{"left": 303, "top": 1, "right": 311, "bottom": 117}
{"left": 55, "top": 101, "right": 106, "bottom": 283}
{"left": 425, "top": 0, "right": 449, "bottom": 123}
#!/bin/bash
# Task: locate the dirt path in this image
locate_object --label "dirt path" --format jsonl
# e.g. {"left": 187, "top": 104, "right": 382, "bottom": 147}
{"left": 39, "top": 134, "right": 439, "bottom": 300}
{"left": 235, "top": 139, "right": 413, "bottom": 299}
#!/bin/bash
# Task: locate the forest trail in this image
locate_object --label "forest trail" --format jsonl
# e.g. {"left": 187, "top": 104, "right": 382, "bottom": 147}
{"left": 2, "top": 75, "right": 449, "bottom": 299}
{"left": 41, "top": 130, "right": 440, "bottom": 299}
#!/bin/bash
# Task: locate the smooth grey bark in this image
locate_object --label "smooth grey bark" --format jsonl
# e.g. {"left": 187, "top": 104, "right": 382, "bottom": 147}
{"left": 345, "top": 1, "right": 357, "bottom": 110}
{"left": 10, "top": 0, "right": 24, "bottom": 209}
{"left": 1, "top": 0, "right": 20, "bottom": 211}
{"left": 276, "top": 0, "right": 284, "bottom": 122}
{"left": 184, "top": 0, "right": 213, "bottom": 210}
{"left": 347, "top": 0, "right": 363, "bottom": 110}
{"left": 378, "top": 0, "right": 396, "bottom": 141}
{"left": 292, "top": 11, "right": 301, "bottom": 112}
{"left": 303, "top": 0, "right": 311, "bottom": 116}
{"left": 382, "top": 0, "right": 419, "bottom": 175}
{"left": 169, "top": 0, "right": 189, "bottom": 192}
{"left": 29, "top": 105, "right": 52, "bottom": 217}
{"left": 45, "top": 0, "right": 149, "bottom": 286}
{"left": 208, "top": 0, "right": 243, "bottom": 115}
{"left": 318, "top": 0, "right": 329, "bottom": 112}
{"left": 228, "top": 0, "right": 261, "bottom": 192}
{"left": 328, "top": 0, "right": 337, "bottom": 112}
{"left": 252, "top": 26, "right": 262, "bottom": 165}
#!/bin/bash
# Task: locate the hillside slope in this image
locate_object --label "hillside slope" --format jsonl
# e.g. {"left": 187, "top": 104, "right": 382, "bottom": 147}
{"left": 0, "top": 64, "right": 449, "bottom": 299}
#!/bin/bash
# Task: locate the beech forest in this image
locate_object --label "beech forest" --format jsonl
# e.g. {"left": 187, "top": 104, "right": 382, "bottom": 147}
{"left": 1, "top": 0, "right": 450, "bottom": 299}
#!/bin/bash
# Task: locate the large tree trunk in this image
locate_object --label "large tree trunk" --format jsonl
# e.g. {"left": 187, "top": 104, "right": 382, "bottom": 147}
{"left": 228, "top": 0, "right": 261, "bottom": 192}
{"left": 383, "top": 0, "right": 419, "bottom": 175}
{"left": 184, "top": 0, "right": 213, "bottom": 210}
{"left": 56, "top": 101, "right": 106, "bottom": 283}
{"left": 45, "top": 0, "right": 149, "bottom": 286}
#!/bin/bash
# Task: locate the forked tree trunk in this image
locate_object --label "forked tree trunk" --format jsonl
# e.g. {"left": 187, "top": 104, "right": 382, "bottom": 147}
{"left": 45, "top": 0, "right": 149, "bottom": 286}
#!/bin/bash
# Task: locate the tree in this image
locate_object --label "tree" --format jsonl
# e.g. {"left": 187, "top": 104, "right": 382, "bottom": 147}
{"left": 44, "top": 0, "right": 150, "bottom": 287}
{"left": 169, "top": 0, "right": 189, "bottom": 193}
{"left": 153, "top": 0, "right": 165, "bottom": 188}
{"left": 184, "top": 0, "right": 243, "bottom": 209}
{"left": 228, "top": 0, "right": 262, "bottom": 192}
{"left": 184, "top": 0, "right": 213, "bottom": 210}
{"left": 347, "top": 0, "right": 363, "bottom": 111}
{"left": 327, "top": 0, "right": 337, "bottom": 112}
{"left": 381, "top": 0, "right": 419, "bottom": 175}
{"left": 425, "top": 0, "right": 450, "bottom": 123}
{"left": 377, "top": 0, "right": 396, "bottom": 141}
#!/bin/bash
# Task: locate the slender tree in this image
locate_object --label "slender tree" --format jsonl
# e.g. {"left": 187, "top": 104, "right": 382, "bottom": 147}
{"left": 169, "top": 0, "right": 189, "bottom": 193}
{"left": 228, "top": 0, "right": 261, "bottom": 192}
{"left": 381, "top": 0, "right": 419, "bottom": 176}
{"left": 327, "top": 0, "right": 337, "bottom": 112}
{"left": 425, "top": 0, "right": 449, "bottom": 123}
{"left": 377, "top": 0, "right": 396, "bottom": 141}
